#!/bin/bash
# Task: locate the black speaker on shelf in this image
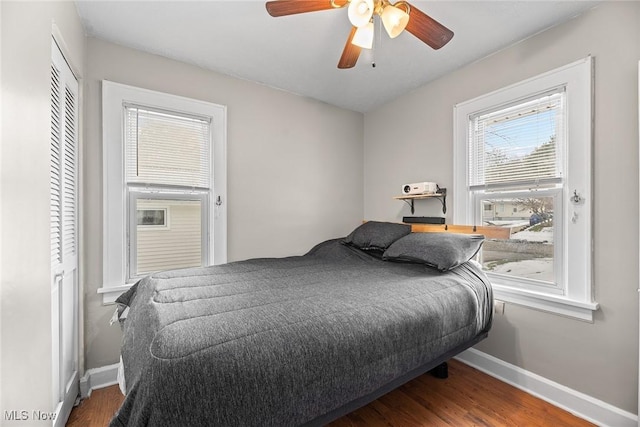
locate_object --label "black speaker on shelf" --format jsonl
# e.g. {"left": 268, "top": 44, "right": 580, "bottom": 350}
{"left": 402, "top": 216, "right": 445, "bottom": 224}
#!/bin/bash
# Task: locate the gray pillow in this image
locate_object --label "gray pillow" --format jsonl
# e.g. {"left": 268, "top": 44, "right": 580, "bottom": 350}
{"left": 344, "top": 221, "right": 411, "bottom": 252}
{"left": 382, "top": 232, "right": 485, "bottom": 271}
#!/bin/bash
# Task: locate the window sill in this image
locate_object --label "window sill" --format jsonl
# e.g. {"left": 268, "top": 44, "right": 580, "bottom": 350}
{"left": 491, "top": 283, "right": 599, "bottom": 322}
{"left": 97, "top": 284, "right": 135, "bottom": 305}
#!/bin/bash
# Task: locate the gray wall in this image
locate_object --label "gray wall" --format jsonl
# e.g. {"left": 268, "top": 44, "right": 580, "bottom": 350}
{"left": 82, "top": 38, "right": 364, "bottom": 369}
{"left": 1, "top": 0, "right": 86, "bottom": 419}
{"left": 2, "top": 0, "right": 638, "bottom": 419}
{"left": 363, "top": 2, "right": 639, "bottom": 413}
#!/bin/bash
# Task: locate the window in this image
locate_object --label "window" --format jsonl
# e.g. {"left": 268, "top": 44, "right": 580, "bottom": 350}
{"left": 470, "top": 89, "right": 564, "bottom": 290}
{"left": 124, "top": 105, "right": 211, "bottom": 281}
{"left": 454, "top": 57, "right": 598, "bottom": 321}
{"left": 100, "top": 81, "right": 227, "bottom": 303}
{"left": 137, "top": 208, "right": 167, "bottom": 228}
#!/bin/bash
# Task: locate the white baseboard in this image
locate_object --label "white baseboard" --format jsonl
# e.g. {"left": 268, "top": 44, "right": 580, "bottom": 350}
{"left": 455, "top": 348, "right": 638, "bottom": 427}
{"left": 79, "top": 363, "right": 120, "bottom": 398}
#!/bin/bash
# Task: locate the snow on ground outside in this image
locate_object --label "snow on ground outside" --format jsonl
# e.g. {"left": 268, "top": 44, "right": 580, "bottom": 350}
{"left": 512, "top": 228, "right": 553, "bottom": 243}
{"left": 483, "top": 221, "right": 553, "bottom": 281}
{"left": 486, "top": 258, "right": 554, "bottom": 282}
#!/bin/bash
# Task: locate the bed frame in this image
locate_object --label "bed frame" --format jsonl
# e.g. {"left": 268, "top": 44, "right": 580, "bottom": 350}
{"left": 303, "top": 222, "right": 502, "bottom": 426}
{"left": 305, "top": 332, "right": 488, "bottom": 426}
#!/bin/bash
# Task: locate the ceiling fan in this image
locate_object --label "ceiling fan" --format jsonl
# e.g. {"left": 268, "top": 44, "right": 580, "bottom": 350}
{"left": 265, "top": 0, "right": 454, "bottom": 69}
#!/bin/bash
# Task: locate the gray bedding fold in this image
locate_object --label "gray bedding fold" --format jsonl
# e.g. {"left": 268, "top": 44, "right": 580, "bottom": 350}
{"left": 110, "top": 238, "right": 492, "bottom": 427}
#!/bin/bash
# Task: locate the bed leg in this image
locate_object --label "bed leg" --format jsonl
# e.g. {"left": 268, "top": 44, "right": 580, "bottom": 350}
{"left": 429, "top": 362, "right": 448, "bottom": 379}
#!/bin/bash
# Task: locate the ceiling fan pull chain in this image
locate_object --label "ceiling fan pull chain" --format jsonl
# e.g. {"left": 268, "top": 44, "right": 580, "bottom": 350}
{"left": 372, "top": 17, "right": 381, "bottom": 67}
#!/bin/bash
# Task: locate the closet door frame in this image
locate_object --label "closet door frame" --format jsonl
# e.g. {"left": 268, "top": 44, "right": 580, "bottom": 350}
{"left": 50, "top": 33, "right": 81, "bottom": 427}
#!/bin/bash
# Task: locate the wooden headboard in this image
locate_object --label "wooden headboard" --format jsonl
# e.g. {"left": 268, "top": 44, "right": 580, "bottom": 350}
{"left": 408, "top": 224, "right": 511, "bottom": 240}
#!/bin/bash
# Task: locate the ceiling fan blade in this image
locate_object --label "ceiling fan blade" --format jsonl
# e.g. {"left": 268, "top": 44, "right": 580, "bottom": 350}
{"left": 266, "top": 1, "right": 345, "bottom": 17}
{"left": 404, "top": 3, "right": 454, "bottom": 50}
{"left": 338, "top": 26, "right": 362, "bottom": 69}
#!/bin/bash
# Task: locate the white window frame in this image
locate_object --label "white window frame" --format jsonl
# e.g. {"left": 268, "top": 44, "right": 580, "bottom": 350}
{"left": 99, "top": 81, "right": 227, "bottom": 304}
{"left": 453, "top": 57, "right": 598, "bottom": 321}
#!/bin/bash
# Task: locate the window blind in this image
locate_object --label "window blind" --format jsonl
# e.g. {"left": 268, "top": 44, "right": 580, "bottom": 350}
{"left": 468, "top": 89, "right": 565, "bottom": 189}
{"left": 125, "top": 106, "right": 211, "bottom": 188}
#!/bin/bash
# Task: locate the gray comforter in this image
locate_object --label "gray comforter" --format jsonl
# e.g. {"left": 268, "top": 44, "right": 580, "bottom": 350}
{"left": 110, "top": 239, "right": 492, "bottom": 427}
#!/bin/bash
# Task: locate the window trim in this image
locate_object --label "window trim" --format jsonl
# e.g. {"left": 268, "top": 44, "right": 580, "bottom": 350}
{"left": 453, "top": 57, "right": 598, "bottom": 321}
{"left": 99, "top": 81, "right": 227, "bottom": 304}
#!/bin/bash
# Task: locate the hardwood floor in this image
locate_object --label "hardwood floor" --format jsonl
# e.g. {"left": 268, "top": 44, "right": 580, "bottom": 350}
{"left": 67, "top": 359, "right": 594, "bottom": 427}
{"left": 67, "top": 384, "right": 124, "bottom": 427}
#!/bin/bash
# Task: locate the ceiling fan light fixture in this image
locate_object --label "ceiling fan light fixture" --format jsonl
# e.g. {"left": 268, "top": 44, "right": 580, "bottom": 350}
{"left": 348, "top": 0, "right": 375, "bottom": 27}
{"left": 380, "top": 3, "right": 410, "bottom": 38}
{"left": 351, "top": 20, "right": 374, "bottom": 49}
{"left": 264, "top": 0, "right": 454, "bottom": 69}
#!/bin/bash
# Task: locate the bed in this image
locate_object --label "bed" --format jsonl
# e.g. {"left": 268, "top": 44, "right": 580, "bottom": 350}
{"left": 110, "top": 222, "right": 493, "bottom": 427}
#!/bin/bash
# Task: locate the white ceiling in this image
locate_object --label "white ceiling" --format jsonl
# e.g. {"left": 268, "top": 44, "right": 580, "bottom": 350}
{"left": 75, "top": 0, "right": 601, "bottom": 113}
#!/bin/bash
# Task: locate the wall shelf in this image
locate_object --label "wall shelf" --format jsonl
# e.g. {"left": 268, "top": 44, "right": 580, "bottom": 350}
{"left": 394, "top": 188, "right": 447, "bottom": 214}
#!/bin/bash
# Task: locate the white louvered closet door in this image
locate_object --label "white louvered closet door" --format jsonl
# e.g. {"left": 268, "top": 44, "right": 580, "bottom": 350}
{"left": 50, "top": 38, "right": 79, "bottom": 426}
